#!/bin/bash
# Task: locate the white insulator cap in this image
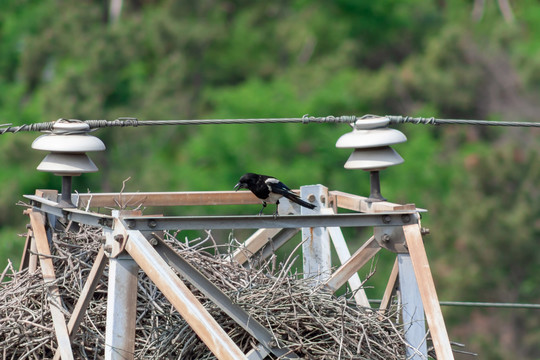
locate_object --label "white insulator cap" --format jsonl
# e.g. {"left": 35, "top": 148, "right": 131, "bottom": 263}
{"left": 32, "top": 120, "right": 105, "bottom": 176}
{"left": 344, "top": 146, "right": 404, "bottom": 171}
{"left": 32, "top": 134, "right": 105, "bottom": 152}
{"left": 37, "top": 153, "right": 99, "bottom": 176}
{"left": 336, "top": 116, "right": 406, "bottom": 171}
{"left": 336, "top": 128, "right": 406, "bottom": 149}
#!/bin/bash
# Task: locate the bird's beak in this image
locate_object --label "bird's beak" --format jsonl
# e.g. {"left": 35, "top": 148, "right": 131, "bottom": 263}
{"left": 234, "top": 182, "right": 242, "bottom": 191}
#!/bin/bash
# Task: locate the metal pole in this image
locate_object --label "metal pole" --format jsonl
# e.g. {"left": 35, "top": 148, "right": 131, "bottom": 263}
{"left": 368, "top": 171, "right": 386, "bottom": 202}
{"left": 60, "top": 176, "right": 75, "bottom": 207}
{"left": 104, "top": 211, "right": 139, "bottom": 360}
{"left": 398, "top": 254, "right": 428, "bottom": 359}
{"left": 301, "top": 185, "right": 331, "bottom": 283}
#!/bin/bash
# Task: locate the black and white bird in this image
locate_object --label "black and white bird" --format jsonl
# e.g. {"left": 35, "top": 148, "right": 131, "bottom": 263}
{"left": 234, "top": 172, "right": 316, "bottom": 216}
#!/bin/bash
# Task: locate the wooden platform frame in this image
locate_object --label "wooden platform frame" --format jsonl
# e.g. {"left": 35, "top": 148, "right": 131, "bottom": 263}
{"left": 20, "top": 187, "right": 455, "bottom": 360}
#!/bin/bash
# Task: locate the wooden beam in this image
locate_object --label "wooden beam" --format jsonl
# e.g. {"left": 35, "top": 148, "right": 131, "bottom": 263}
{"left": 19, "top": 229, "right": 32, "bottom": 272}
{"left": 247, "top": 228, "right": 300, "bottom": 265}
{"left": 403, "top": 224, "right": 454, "bottom": 360}
{"left": 378, "top": 257, "right": 399, "bottom": 317}
{"left": 29, "top": 211, "right": 74, "bottom": 360}
{"left": 322, "top": 208, "right": 370, "bottom": 307}
{"left": 53, "top": 247, "right": 108, "bottom": 360}
{"left": 68, "top": 250, "right": 107, "bottom": 330}
{"left": 76, "top": 191, "right": 265, "bottom": 208}
{"left": 323, "top": 236, "right": 381, "bottom": 292}
{"left": 233, "top": 228, "right": 282, "bottom": 265}
{"left": 329, "top": 190, "right": 419, "bottom": 213}
{"left": 29, "top": 233, "right": 38, "bottom": 274}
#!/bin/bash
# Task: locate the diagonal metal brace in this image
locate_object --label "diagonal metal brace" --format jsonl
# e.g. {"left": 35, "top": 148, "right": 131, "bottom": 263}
{"left": 149, "top": 234, "right": 299, "bottom": 359}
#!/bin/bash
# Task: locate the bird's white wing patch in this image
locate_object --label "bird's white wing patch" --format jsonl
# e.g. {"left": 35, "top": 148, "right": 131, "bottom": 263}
{"left": 264, "top": 177, "right": 279, "bottom": 191}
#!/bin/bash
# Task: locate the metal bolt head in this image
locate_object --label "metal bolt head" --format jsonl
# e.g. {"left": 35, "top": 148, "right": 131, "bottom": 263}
{"left": 381, "top": 234, "right": 391, "bottom": 242}
{"left": 149, "top": 238, "right": 158, "bottom": 246}
{"left": 114, "top": 234, "right": 124, "bottom": 242}
{"left": 421, "top": 227, "right": 430, "bottom": 236}
{"left": 382, "top": 215, "right": 392, "bottom": 224}
{"left": 104, "top": 244, "right": 112, "bottom": 253}
{"left": 307, "top": 194, "right": 316, "bottom": 203}
{"left": 148, "top": 219, "right": 157, "bottom": 229}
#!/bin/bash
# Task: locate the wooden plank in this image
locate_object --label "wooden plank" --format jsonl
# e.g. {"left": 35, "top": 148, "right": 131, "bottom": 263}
{"left": 53, "top": 247, "right": 108, "bottom": 360}
{"left": 68, "top": 249, "right": 107, "bottom": 334}
{"left": 29, "top": 211, "right": 74, "bottom": 360}
{"left": 36, "top": 189, "right": 59, "bottom": 201}
{"left": 329, "top": 190, "right": 420, "bottom": 213}
{"left": 249, "top": 228, "right": 300, "bottom": 265}
{"left": 398, "top": 253, "right": 428, "bottom": 359}
{"left": 378, "top": 257, "right": 399, "bottom": 316}
{"left": 124, "top": 228, "right": 248, "bottom": 360}
{"left": 19, "top": 229, "right": 32, "bottom": 272}
{"left": 233, "top": 228, "right": 282, "bottom": 265}
{"left": 403, "top": 224, "right": 454, "bottom": 360}
{"left": 29, "top": 233, "right": 38, "bottom": 274}
{"left": 323, "top": 236, "right": 381, "bottom": 292}
{"left": 76, "top": 191, "right": 266, "bottom": 208}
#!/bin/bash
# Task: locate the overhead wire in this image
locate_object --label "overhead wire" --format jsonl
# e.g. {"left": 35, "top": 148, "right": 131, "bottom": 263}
{"left": 386, "top": 115, "right": 540, "bottom": 127}
{"left": 1, "top": 114, "right": 540, "bottom": 134}
{"left": 369, "top": 299, "right": 540, "bottom": 310}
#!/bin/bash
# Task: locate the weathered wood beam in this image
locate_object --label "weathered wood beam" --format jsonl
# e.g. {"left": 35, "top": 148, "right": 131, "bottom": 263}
{"left": 53, "top": 247, "right": 108, "bottom": 360}
{"left": 403, "top": 224, "right": 454, "bottom": 360}
{"left": 378, "top": 257, "right": 399, "bottom": 318}
{"left": 233, "top": 228, "right": 282, "bottom": 265}
{"left": 329, "top": 190, "right": 419, "bottom": 213}
{"left": 322, "top": 207, "right": 370, "bottom": 307}
{"left": 323, "top": 236, "right": 381, "bottom": 292}
{"left": 29, "top": 211, "right": 74, "bottom": 360}
{"left": 76, "top": 191, "right": 263, "bottom": 208}
{"left": 19, "top": 228, "right": 33, "bottom": 272}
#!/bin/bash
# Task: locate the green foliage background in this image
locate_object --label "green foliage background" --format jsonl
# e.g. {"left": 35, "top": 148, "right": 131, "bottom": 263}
{"left": 1, "top": 1, "right": 539, "bottom": 358}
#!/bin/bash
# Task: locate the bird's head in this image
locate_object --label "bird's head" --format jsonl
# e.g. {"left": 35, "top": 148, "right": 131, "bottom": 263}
{"left": 234, "top": 173, "right": 257, "bottom": 191}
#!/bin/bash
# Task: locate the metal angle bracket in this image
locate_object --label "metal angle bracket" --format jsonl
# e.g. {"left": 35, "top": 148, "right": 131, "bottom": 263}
{"left": 24, "top": 194, "right": 114, "bottom": 228}
{"left": 374, "top": 226, "right": 408, "bottom": 253}
{"left": 374, "top": 213, "right": 422, "bottom": 253}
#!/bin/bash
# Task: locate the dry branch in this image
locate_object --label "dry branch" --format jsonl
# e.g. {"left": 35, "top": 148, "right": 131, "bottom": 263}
{"left": 0, "top": 226, "right": 406, "bottom": 359}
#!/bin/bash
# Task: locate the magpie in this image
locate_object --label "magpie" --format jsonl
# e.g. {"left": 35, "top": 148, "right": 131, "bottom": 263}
{"left": 234, "top": 172, "right": 316, "bottom": 216}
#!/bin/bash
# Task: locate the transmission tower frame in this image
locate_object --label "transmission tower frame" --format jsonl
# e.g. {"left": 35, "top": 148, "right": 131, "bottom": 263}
{"left": 20, "top": 186, "right": 454, "bottom": 360}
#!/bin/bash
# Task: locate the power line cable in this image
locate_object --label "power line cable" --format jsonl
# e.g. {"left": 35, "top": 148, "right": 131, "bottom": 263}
{"left": 370, "top": 299, "right": 540, "bottom": 309}
{"left": 386, "top": 115, "right": 540, "bottom": 127}
{"left": 2, "top": 114, "right": 540, "bottom": 134}
{"left": 0, "top": 115, "right": 357, "bottom": 134}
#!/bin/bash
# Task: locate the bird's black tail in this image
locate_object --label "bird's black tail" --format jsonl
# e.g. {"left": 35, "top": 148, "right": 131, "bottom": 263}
{"left": 284, "top": 193, "right": 316, "bottom": 210}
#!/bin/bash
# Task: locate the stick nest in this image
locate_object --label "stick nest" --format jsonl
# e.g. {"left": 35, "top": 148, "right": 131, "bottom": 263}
{"left": 0, "top": 226, "right": 406, "bottom": 359}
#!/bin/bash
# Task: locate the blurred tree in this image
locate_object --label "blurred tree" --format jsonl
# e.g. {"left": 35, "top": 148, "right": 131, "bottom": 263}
{"left": 432, "top": 139, "right": 540, "bottom": 359}
{"left": 0, "top": 1, "right": 540, "bottom": 358}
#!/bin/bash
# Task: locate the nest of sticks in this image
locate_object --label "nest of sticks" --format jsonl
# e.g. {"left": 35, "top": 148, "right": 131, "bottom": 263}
{"left": 0, "top": 225, "right": 407, "bottom": 359}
